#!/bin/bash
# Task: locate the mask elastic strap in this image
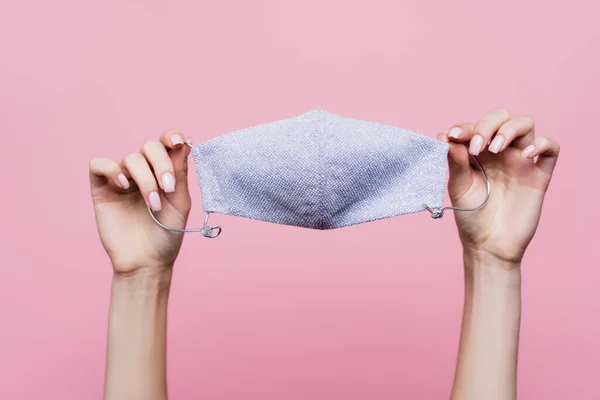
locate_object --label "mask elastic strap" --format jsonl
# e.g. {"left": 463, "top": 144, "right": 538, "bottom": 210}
{"left": 147, "top": 141, "right": 222, "bottom": 238}
{"left": 423, "top": 155, "right": 491, "bottom": 219}
{"left": 148, "top": 208, "right": 222, "bottom": 238}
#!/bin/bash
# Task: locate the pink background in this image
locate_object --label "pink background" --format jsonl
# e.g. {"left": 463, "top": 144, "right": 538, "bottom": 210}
{"left": 1, "top": 1, "right": 598, "bottom": 399}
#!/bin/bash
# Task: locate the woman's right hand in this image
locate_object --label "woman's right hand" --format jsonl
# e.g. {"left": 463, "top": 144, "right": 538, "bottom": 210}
{"left": 442, "top": 108, "right": 559, "bottom": 265}
{"left": 89, "top": 130, "right": 192, "bottom": 275}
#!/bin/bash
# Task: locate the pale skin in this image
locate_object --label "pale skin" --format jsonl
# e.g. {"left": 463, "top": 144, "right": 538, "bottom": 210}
{"left": 89, "top": 108, "right": 559, "bottom": 400}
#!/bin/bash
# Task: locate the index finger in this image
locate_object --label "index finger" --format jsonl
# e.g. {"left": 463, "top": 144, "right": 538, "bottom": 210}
{"left": 471, "top": 108, "right": 512, "bottom": 155}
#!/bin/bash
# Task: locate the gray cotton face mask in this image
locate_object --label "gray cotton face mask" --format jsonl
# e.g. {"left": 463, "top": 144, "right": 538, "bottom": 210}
{"left": 148, "top": 110, "right": 490, "bottom": 238}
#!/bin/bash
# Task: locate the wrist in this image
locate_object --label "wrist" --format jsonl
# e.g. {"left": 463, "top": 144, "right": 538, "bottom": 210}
{"left": 463, "top": 247, "right": 522, "bottom": 270}
{"left": 463, "top": 249, "right": 522, "bottom": 289}
{"left": 112, "top": 267, "right": 173, "bottom": 293}
{"left": 460, "top": 235, "right": 527, "bottom": 266}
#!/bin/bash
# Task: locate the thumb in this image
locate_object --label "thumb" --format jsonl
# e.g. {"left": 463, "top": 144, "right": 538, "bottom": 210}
{"left": 437, "top": 132, "right": 474, "bottom": 203}
{"left": 171, "top": 139, "right": 190, "bottom": 180}
{"left": 166, "top": 138, "right": 192, "bottom": 211}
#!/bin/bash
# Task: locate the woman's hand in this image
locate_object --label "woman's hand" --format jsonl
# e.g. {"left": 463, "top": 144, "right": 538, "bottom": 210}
{"left": 440, "top": 108, "right": 560, "bottom": 265}
{"left": 89, "top": 130, "right": 192, "bottom": 275}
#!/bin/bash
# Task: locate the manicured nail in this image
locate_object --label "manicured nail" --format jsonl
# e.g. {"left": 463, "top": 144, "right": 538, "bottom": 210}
{"left": 171, "top": 134, "right": 184, "bottom": 146}
{"left": 521, "top": 145, "right": 535, "bottom": 159}
{"left": 488, "top": 135, "right": 505, "bottom": 154}
{"left": 469, "top": 135, "right": 484, "bottom": 156}
{"left": 149, "top": 191, "right": 162, "bottom": 211}
{"left": 448, "top": 127, "right": 462, "bottom": 139}
{"left": 117, "top": 173, "right": 130, "bottom": 190}
{"left": 162, "top": 172, "right": 175, "bottom": 193}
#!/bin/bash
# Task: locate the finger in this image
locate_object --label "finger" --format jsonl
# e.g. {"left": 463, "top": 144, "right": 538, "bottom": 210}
{"left": 170, "top": 136, "right": 191, "bottom": 186}
{"left": 488, "top": 116, "right": 535, "bottom": 153}
{"left": 470, "top": 108, "right": 512, "bottom": 156}
{"left": 89, "top": 157, "right": 130, "bottom": 190}
{"left": 160, "top": 129, "right": 186, "bottom": 150}
{"left": 141, "top": 140, "right": 176, "bottom": 194}
{"left": 521, "top": 136, "right": 560, "bottom": 175}
{"left": 447, "top": 123, "right": 475, "bottom": 142}
{"left": 438, "top": 132, "right": 474, "bottom": 200}
{"left": 438, "top": 131, "right": 470, "bottom": 169}
{"left": 121, "top": 152, "right": 162, "bottom": 211}
{"left": 164, "top": 135, "right": 193, "bottom": 214}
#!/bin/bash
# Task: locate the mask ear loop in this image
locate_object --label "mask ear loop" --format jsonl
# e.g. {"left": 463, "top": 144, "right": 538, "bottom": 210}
{"left": 424, "top": 155, "right": 491, "bottom": 219}
{"left": 147, "top": 141, "right": 222, "bottom": 238}
{"left": 148, "top": 208, "right": 221, "bottom": 238}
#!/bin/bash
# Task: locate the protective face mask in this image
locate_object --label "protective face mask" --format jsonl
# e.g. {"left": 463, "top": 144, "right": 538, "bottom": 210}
{"left": 148, "top": 110, "right": 490, "bottom": 238}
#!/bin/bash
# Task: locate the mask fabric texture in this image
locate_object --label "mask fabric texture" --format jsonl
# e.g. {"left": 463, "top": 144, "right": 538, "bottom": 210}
{"left": 191, "top": 110, "right": 449, "bottom": 230}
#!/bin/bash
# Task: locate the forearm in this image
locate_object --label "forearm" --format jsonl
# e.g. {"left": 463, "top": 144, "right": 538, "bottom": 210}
{"left": 104, "top": 268, "right": 173, "bottom": 400}
{"left": 451, "top": 251, "right": 522, "bottom": 400}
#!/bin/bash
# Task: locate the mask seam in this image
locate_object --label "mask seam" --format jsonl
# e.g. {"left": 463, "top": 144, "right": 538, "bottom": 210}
{"left": 194, "top": 147, "right": 214, "bottom": 213}
{"left": 195, "top": 144, "right": 230, "bottom": 215}
{"left": 317, "top": 111, "right": 326, "bottom": 229}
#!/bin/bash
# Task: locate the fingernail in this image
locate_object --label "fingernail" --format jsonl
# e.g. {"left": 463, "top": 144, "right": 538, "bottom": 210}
{"left": 149, "top": 191, "right": 162, "bottom": 211}
{"left": 171, "top": 134, "right": 184, "bottom": 146}
{"left": 521, "top": 145, "right": 535, "bottom": 159}
{"left": 162, "top": 172, "right": 175, "bottom": 193}
{"left": 469, "top": 135, "right": 484, "bottom": 156}
{"left": 448, "top": 127, "right": 462, "bottom": 139}
{"left": 488, "top": 135, "right": 505, "bottom": 154}
{"left": 117, "top": 173, "right": 130, "bottom": 190}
